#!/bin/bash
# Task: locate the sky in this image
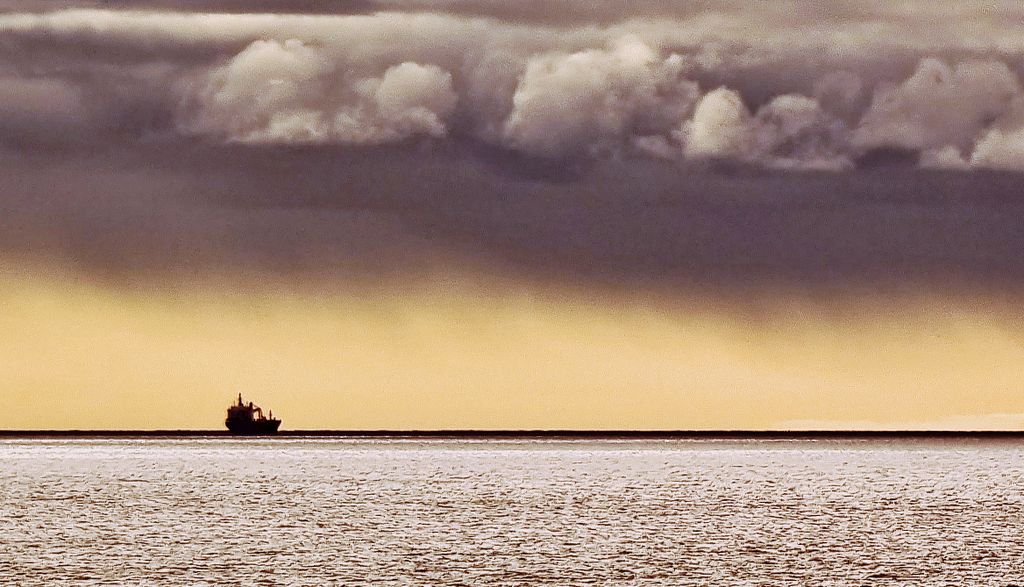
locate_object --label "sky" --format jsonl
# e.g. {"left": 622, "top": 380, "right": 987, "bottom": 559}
{"left": 2, "top": 0, "right": 1024, "bottom": 430}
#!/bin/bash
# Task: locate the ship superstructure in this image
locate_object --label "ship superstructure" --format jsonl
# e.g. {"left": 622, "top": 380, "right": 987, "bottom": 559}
{"left": 225, "top": 394, "right": 281, "bottom": 435}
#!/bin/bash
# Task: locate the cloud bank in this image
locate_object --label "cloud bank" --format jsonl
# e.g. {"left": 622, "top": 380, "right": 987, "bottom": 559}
{"left": 4, "top": 4, "right": 1024, "bottom": 169}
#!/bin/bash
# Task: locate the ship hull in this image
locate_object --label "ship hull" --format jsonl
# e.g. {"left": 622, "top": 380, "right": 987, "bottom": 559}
{"left": 225, "top": 419, "right": 281, "bottom": 435}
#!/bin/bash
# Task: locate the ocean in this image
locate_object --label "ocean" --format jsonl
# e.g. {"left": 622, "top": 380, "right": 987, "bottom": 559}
{"left": 1, "top": 437, "right": 1022, "bottom": 585}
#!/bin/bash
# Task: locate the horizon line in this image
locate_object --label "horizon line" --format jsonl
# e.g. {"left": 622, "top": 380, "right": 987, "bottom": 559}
{"left": 2, "top": 429, "right": 1024, "bottom": 438}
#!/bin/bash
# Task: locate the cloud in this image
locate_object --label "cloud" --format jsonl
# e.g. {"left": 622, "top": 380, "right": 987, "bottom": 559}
{"left": 502, "top": 36, "right": 698, "bottom": 157}
{"left": 682, "top": 89, "right": 850, "bottom": 170}
{"left": 919, "top": 145, "right": 970, "bottom": 169}
{"left": 352, "top": 61, "right": 457, "bottom": 140}
{"left": 185, "top": 39, "right": 329, "bottom": 142}
{"left": 853, "top": 59, "right": 1020, "bottom": 153}
{"left": 183, "top": 39, "right": 457, "bottom": 144}
{"left": 5, "top": 4, "right": 1024, "bottom": 325}
{"left": 812, "top": 71, "right": 865, "bottom": 120}
{"left": 682, "top": 87, "right": 751, "bottom": 160}
{"left": 752, "top": 94, "right": 851, "bottom": 170}
{"left": 7, "top": 138, "right": 1024, "bottom": 288}
{"left": 0, "top": 77, "right": 90, "bottom": 141}
{"left": 1, "top": 7, "right": 1024, "bottom": 169}
{"left": 971, "top": 127, "right": 1024, "bottom": 170}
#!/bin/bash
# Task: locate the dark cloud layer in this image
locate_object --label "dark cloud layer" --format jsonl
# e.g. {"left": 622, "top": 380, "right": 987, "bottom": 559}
{"left": 3, "top": 141, "right": 1024, "bottom": 292}
{"left": 2, "top": 2, "right": 1024, "bottom": 290}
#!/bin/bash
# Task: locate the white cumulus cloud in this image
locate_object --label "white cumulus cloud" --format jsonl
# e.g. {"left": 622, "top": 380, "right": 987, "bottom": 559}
{"left": 184, "top": 39, "right": 457, "bottom": 145}
{"left": 503, "top": 36, "right": 699, "bottom": 157}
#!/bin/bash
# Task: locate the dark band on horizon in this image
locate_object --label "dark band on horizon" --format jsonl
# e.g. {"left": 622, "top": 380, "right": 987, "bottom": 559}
{"left": 3, "top": 142, "right": 1024, "bottom": 291}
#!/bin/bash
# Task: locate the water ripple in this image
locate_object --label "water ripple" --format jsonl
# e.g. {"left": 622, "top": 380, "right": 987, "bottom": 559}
{"left": 0, "top": 438, "right": 1022, "bottom": 585}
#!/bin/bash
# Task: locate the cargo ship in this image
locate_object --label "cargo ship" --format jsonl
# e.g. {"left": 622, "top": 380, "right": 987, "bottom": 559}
{"left": 225, "top": 394, "right": 281, "bottom": 435}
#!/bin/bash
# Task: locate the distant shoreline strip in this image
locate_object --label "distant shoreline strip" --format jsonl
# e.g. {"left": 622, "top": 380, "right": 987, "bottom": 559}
{"left": 1, "top": 430, "right": 1023, "bottom": 439}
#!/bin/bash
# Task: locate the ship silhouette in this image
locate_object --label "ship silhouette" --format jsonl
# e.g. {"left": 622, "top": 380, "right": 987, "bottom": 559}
{"left": 225, "top": 394, "right": 281, "bottom": 435}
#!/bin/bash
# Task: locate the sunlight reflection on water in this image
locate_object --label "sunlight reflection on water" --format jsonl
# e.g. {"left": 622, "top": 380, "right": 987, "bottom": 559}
{"left": 1, "top": 437, "right": 1022, "bottom": 585}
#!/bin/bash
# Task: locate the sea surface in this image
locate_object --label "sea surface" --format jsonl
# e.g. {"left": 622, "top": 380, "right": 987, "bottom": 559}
{"left": 1, "top": 437, "right": 1022, "bottom": 585}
